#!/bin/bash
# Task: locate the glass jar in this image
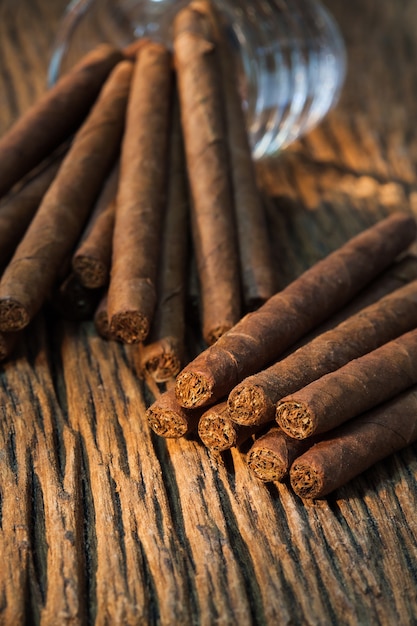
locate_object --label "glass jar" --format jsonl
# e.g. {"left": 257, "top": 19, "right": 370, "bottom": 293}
{"left": 49, "top": 0, "right": 346, "bottom": 159}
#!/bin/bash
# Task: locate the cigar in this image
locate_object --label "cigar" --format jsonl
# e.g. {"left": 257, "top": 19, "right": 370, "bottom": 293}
{"left": 0, "top": 148, "right": 65, "bottom": 270}
{"left": 108, "top": 42, "right": 173, "bottom": 344}
{"left": 146, "top": 389, "right": 203, "bottom": 438}
{"left": 0, "top": 44, "right": 123, "bottom": 197}
{"left": 139, "top": 92, "right": 189, "bottom": 382}
{"left": 289, "top": 387, "right": 417, "bottom": 498}
{"left": 175, "top": 212, "right": 416, "bottom": 409}
{"left": 193, "top": 0, "right": 276, "bottom": 309}
{"left": 197, "top": 401, "right": 256, "bottom": 451}
{"left": 0, "top": 60, "right": 133, "bottom": 332}
{"left": 227, "top": 277, "right": 417, "bottom": 427}
{"left": 54, "top": 273, "right": 102, "bottom": 321}
{"left": 276, "top": 328, "right": 417, "bottom": 439}
{"left": 246, "top": 427, "right": 313, "bottom": 482}
{"left": 173, "top": 2, "right": 241, "bottom": 345}
{"left": 72, "top": 162, "right": 119, "bottom": 288}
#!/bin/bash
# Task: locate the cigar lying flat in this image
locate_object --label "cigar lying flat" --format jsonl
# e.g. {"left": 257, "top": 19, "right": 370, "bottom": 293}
{"left": 0, "top": 44, "right": 123, "bottom": 197}
{"left": 290, "top": 387, "right": 417, "bottom": 498}
{"left": 0, "top": 60, "right": 132, "bottom": 332}
{"left": 108, "top": 42, "right": 173, "bottom": 344}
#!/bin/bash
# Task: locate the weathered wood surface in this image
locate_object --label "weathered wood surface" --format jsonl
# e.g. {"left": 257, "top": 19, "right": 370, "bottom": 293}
{"left": 1, "top": 0, "right": 417, "bottom": 624}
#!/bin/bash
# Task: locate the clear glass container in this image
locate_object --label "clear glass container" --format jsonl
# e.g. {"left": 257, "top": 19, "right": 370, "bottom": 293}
{"left": 49, "top": 0, "right": 346, "bottom": 159}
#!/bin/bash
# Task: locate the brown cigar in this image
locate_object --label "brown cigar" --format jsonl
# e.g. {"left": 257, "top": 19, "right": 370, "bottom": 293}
{"left": 0, "top": 147, "right": 66, "bottom": 270}
{"left": 198, "top": 401, "right": 256, "bottom": 451}
{"left": 146, "top": 389, "right": 203, "bottom": 438}
{"left": 108, "top": 42, "right": 173, "bottom": 344}
{"left": 289, "top": 387, "right": 417, "bottom": 498}
{"left": 247, "top": 428, "right": 313, "bottom": 482}
{"left": 276, "top": 328, "right": 417, "bottom": 439}
{"left": 173, "top": 2, "right": 241, "bottom": 345}
{"left": 0, "top": 44, "right": 123, "bottom": 197}
{"left": 72, "top": 162, "right": 119, "bottom": 289}
{"left": 139, "top": 93, "right": 189, "bottom": 382}
{"left": 192, "top": 0, "right": 276, "bottom": 309}
{"left": 0, "top": 60, "right": 133, "bottom": 332}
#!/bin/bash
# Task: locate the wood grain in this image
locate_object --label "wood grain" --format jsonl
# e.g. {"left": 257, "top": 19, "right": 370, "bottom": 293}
{"left": 0, "top": 0, "right": 417, "bottom": 624}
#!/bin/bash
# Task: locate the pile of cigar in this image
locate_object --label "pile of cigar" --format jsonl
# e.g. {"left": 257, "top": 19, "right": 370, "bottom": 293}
{"left": 0, "top": 0, "right": 275, "bottom": 375}
{"left": 149, "top": 211, "right": 417, "bottom": 499}
{"left": 1, "top": 0, "right": 417, "bottom": 500}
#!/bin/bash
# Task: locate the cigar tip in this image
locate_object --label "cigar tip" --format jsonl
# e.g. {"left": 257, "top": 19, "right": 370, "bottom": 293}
{"left": 144, "top": 353, "right": 182, "bottom": 384}
{"left": 146, "top": 406, "right": 189, "bottom": 438}
{"left": 73, "top": 255, "right": 108, "bottom": 289}
{"left": 290, "top": 462, "right": 323, "bottom": 499}
{"left": 140, "top": 338, "right": 183, "bottom": 383}
{"left": 110, "top": 311, "right": 150, "bottom": 344}
{"left": 175, "top": 370, "right": 213, "bottom": 408}
{"left": 276, "top": 400, "right": 314, "bottom": 439}
{"left": 0, "top": 297, "right": 30, "bottom": 332}
{"left": 198, "top": 413, "right": 237, "bottom": 451}
{"left": 247, "top": 448, "right": 287, "bottom": 482}
{"left": 228, "top": 384, "right": 267, "bottom": 426}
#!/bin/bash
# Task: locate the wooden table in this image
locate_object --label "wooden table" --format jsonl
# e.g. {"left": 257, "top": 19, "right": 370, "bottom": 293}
{"left": 1, "top": 0, "right": 417, "bottom": 624}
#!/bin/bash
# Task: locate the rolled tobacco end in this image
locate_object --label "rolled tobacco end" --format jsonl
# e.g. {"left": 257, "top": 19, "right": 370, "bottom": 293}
{"left": 197, "top": 401, "right": 256, "bottom": 451}
{"left": 227, "top": 277, "right": 417, "bottom": 427}
{"left": 194, "top": 0, "right": 276, "bottom": 309}
{"left": 0, "top": 44, "right": 123, "bottom": 197}
{"left": 108, "top": 42, "right": 173, "bottom": 344}
{"left": 54, "top": 273, "right": 102, "bottom": 321}
{"left": 139, "top": 92, "right": 189, "bottom": 382}
{"left": 146, "top": 389, "right": 203, "bottom": 438}
{"left": 175, "top": 212, "right": 416, "bottom": 409}
{"left": 0, "top": 60, "right": 133, "bottom": 332}
{"left": 276, "top": 328, "right": 417, "bottom": 439}
{"left": 247, "top": 428, "right": 313, "bottom": 483}
{"left": 289, "top": 387, "right": 417, "bottom": 499}
{"left": 173, "top": 2, "right": 241, "bottom": 345}
{"left": 72, "top": 161, "right": 119, "bottom": 288}
{"left": 0, "top": 147, "right": 65, "bottom": 271}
